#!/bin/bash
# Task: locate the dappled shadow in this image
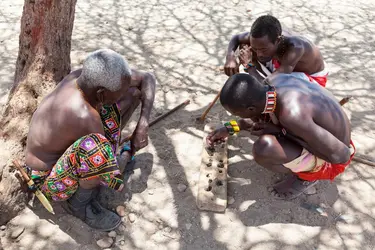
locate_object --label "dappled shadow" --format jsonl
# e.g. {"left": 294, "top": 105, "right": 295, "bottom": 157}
{"left": 2, "top": 0, "right": 375, "bottom": 249}
{"left": 0, "top": 0, "right": 23, "bottom": 110}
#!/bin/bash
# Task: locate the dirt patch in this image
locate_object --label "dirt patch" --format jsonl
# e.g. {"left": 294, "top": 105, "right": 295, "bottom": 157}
{"left": 1, "top": 0, "right": 375, "bottom": 249}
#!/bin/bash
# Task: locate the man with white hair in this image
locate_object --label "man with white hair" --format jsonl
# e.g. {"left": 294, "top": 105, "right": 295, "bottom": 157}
{"left": 25, "top": 49, "right": 156, "bottom": 231}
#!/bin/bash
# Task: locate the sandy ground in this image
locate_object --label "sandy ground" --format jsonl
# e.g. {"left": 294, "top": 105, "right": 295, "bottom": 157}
{"left": 1, "top": 0, "right": 375, "bottom": 249}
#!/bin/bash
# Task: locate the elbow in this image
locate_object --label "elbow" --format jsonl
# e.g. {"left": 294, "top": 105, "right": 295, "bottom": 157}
{"left": 145, "top": 72, "right": 157, "bottom": 87}
{"left": 232, "top": 34, "right": 239, "bottom": 41}
{"left": 329, "top": 147, "right": 351, "bottom": 164}
{"left": 146, "top": 72, "right": 156, "bottom": 81}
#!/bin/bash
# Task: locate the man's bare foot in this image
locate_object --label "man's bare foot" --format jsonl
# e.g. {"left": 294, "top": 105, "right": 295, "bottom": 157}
{"left": 267, "top": 175, "right": 318, "bottom": 200}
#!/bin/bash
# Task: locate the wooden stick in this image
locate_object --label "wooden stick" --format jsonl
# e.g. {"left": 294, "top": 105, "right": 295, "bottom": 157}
{"left": 12, "top": 160, "right": 55, "bottom": 214}
{"left": 119, "top": 99, "right": 190, "bottom": 146}
{"left": 149, "top": 99, "right": 190, "bottom": 127}
{"left": 12, "top": 160, "right": 31, "bottom": 182}
{"left": 352, "top": 156, "right": 375, "bottom": 166}
{"left": 337, "top": 96, "right": 375, "bottom": 166}
{"left": 199, "top": 90, "right": 221, "bottom": 121}
{"left": 339, "top": 96, "right": 352, "bottom": 105}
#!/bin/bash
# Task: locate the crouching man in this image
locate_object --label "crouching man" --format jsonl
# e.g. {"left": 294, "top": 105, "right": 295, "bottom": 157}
{"left": 25, "top": 49, "right": 156, "bottom": 230}
{"left": 207, "top": 73, "right": 355, "bottom": 199}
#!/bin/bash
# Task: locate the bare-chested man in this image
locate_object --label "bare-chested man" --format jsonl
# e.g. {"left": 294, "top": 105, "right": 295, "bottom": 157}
{"left": 25, "top": 49, "right": 156, "bottom": 231}
{"left": 207, "top": 73, "right": 355, "bottom": 199}
{"left": 224, "top": 15, "right": 329, "bottom": 87}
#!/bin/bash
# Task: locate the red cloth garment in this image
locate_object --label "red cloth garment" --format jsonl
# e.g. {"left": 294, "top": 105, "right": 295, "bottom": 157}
{"left": 296, "top": 140, "right": 356, "bottom": 181}
{"left": 271, "top": 58, "right": 328, "bottom": 88}
{"left": 272, "top": 58, "right": 280, "bottom": 69}
{"left": 304, "top": 73, "right": 328, "bottom": 88}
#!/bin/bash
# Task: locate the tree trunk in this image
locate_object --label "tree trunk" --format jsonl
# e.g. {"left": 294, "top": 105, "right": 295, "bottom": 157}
{"left": 0, "top": 0, "right": 77, "bottom": 225}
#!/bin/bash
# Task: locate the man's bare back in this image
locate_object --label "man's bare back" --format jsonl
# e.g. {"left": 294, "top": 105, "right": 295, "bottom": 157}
{"left": 269, "top": 74, "right": 350, "bottom": 148}
{"left": 25, "top": 69, "right": 98, "bottom": 171}
{"left": 274, "top": 35, "right": 325, "bottom": 74}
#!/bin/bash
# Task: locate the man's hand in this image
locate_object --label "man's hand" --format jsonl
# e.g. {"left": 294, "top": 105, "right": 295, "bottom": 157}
{"left": 224, "top": 56, "right": 239, "bottom": 76}
{"left": 239, "top": 45, "right": 252, "bottom": 67}
{"left": 131, "top": 120, "right": 149, "bottom": 155}
{"left": 251, "top": 122, "right": 282, "bottom": 136}
{"left": 206, "top": 127, "right": 229, "bottom": 147}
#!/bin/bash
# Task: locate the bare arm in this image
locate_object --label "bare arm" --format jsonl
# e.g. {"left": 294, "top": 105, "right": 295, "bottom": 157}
{"left": 224, "top": 32, "right": 251, "bottom": 76}
{"left": 130, "top": 69, "right": 157, "bottom": 125}
{"left": 281, "top": 114, "right": 350, "bottom": 164}
{"left": 129, "top": 69, "right": 156, "bottom": 153}
{"left": 226, "top": 32, "right": 251, "bottom": 60}
{"left": 238, "top": 118, "right": 255, "bottom": 131}
{"left": 139, "top": 72, "right": 156, "bottom": 124}
{"left": 276, "top": 40, "right": 304, "bottom": 74}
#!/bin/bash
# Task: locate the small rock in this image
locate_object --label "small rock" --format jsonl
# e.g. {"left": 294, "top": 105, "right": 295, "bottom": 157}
{"left": 119, "top": 240, "right": 125, "bottom": 245}
{"left": 148, "top": 189, "right": 154, "bottom": 195}
{"left": 115, "top": 235, "right": 124, "bottom": 243}
{"left": 116, "top": 205, "right": 126, "bottom": 217}
{"left": 185, "top": 223, "right": 192, "bottom": 230}
{"left": 108, "top": 231, "right": 117, "bottom": 238}
{"left": 128, "top": 213, "right": 137, "bottom": 223}
{"left": 177, "top": 184, "right": 187, "bottom": 192}
{"left": 118, "top": 224, "right": 126, "bottom": 232}
{"left": 336, "top": 214, "right": 356, "bottom": 223}
{"left": 96, "top": 237, "right": 113, "bottom": 249}
{"left": 320, "top": 203, "right": 328, "bottom": 209}
{"left": 164, "top": 227, "right": 172, "bottom": 233}
{"left": 240, "top": 150, "right": 246, "bottom": 154}
{"left": 0, "top": 225, "right": 6, "bottom": 231}
{"left": 11, "top": 227, "right": 25, "bottom": 239}
{"left": 228, "top": 196, "right": 235, "bottom": 205}
{"left": 124, "top": 194, "right": 130, "bottom": 202}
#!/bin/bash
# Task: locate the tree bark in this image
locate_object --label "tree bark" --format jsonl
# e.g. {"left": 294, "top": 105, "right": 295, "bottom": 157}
{"left": 0, "top": 0, "right": 77, "bottom": 225}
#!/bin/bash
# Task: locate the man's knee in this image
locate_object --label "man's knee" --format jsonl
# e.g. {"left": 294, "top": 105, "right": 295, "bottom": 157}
{"left": 252, "top": 135, "right": 277, "bottom": 163}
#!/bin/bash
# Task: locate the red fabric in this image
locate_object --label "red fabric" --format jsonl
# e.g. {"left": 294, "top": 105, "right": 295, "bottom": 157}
{"left": 272, "top": 58, "right": 280, "bottom": 69}
{"left": 272, "top": 59, "right": 327, "bottom": 88}
{"left": 296, "top": 140, "right": 356, "bottom": 181}
{"left": 304, "top": 73, "right": 328, "bottom": 88}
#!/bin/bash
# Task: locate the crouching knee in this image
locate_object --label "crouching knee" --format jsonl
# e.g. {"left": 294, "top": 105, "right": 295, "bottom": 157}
{"left": 252, "top": 135, "right": 277, "bottom": 164}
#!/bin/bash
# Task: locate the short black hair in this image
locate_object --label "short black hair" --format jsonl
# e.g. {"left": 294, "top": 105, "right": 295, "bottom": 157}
{"left": 220, "top": 73, "right": 265, "bottom": 110}
{"left": 250, "top": 15, "right": 282, "bottom": 43}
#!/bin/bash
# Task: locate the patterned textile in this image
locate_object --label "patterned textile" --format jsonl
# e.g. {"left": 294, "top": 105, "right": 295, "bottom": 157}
{"left": 29, "top": 104, "right": 124, "bottom": 201}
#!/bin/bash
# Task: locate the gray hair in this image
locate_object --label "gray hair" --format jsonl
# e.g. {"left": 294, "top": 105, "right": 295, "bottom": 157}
{"left": 80, "top": 49, "right": 132, "bottom": 91}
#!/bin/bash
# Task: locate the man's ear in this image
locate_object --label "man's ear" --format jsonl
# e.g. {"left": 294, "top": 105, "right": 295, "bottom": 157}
{"left": 275, "top": 35, "right": 282, "bottom": 45}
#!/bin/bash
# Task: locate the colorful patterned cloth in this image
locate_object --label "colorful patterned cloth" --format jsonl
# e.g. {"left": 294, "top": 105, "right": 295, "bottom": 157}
{"left": 29, "top": 104, "right": 124, "bottom": 201}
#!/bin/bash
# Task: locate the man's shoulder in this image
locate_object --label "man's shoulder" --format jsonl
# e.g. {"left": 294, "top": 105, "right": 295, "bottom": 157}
{"left": 286, "top": 35, "right": 319, "bottom": 51}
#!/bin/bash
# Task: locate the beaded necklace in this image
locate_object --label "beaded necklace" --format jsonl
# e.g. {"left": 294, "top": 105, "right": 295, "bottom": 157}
{"left": 261, "top": 80, "right": 279, "bottom": 124}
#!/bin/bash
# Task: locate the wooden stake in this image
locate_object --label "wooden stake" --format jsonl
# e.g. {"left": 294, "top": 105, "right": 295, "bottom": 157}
{"left": 353, "top": 155, "right": 375, "bottom": 167}
{"left": 199, "top": 90, "right": 221, "bottom": 121}
{"left": 119, "top": 99, "right": 190, "bottom": 146}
